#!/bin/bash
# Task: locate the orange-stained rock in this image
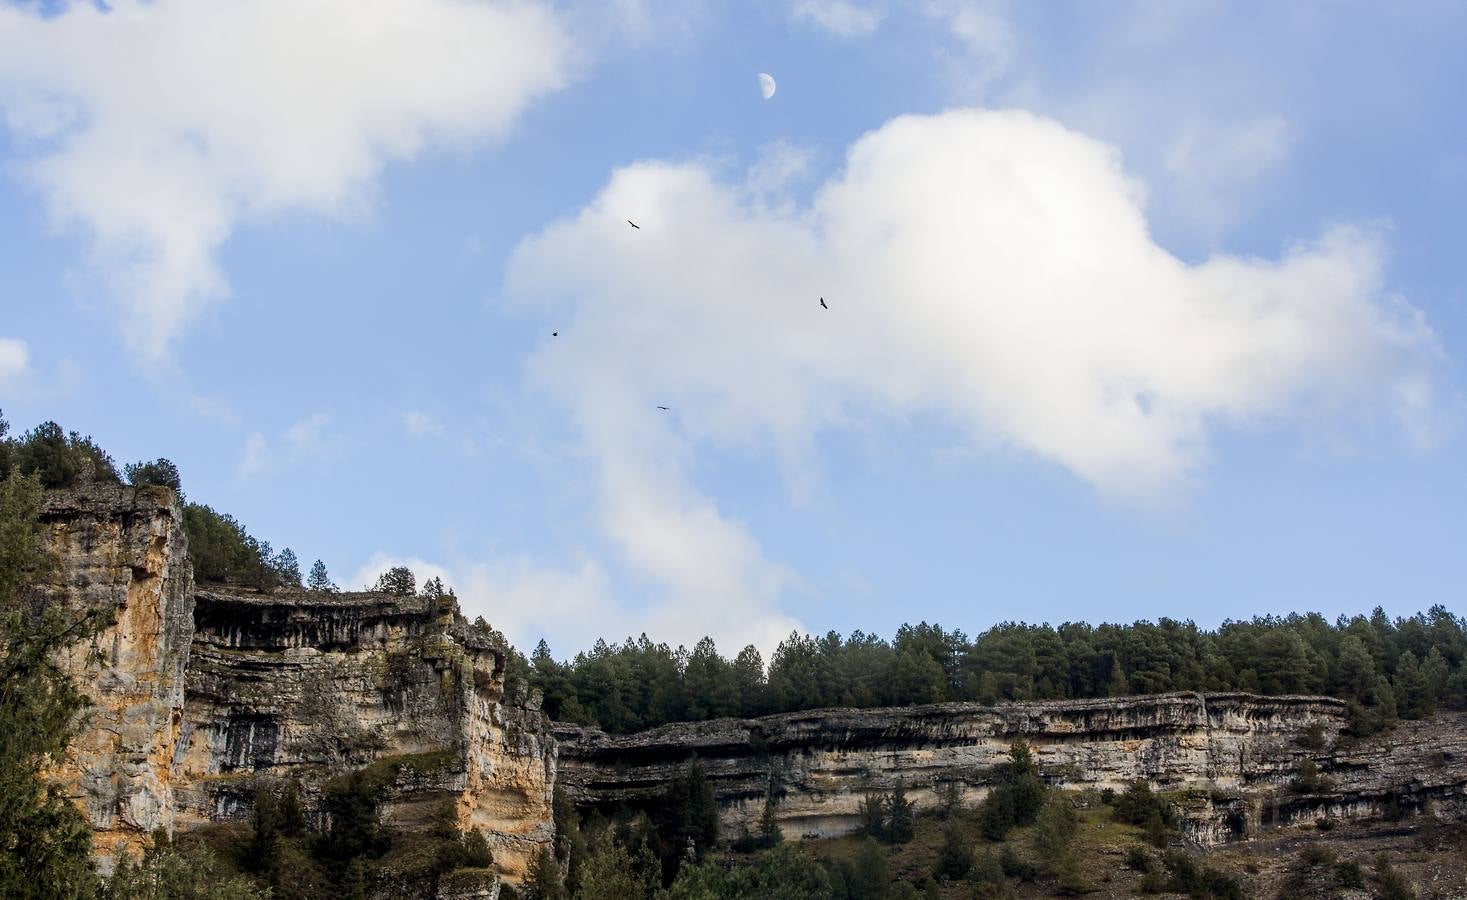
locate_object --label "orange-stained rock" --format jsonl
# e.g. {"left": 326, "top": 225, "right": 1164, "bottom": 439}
{"left": 38, "top": 484, "right": 195, "bottom": 868}
{"left": 38, "top": 485, "right": 557, "bottom": 883}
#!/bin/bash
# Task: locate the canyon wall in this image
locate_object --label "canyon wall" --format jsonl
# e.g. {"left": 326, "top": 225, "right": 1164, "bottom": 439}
{"left": 36, "top": 485, "right": 555, "bottom": 883}
{"left": 38, "top": 484, "right": 195, "bottom": 863}
{"left": 556, "top": 693, "right": 1467, "bottom": 845}
{"left": 173, "top": 588, "right": 557, "bottom": 880}
{"left": 34, "top": 484, "right": 1467, "bottom": 881}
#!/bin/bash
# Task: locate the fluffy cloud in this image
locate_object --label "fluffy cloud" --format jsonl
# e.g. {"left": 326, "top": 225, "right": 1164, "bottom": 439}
{"left": 0, "top": 338, "right": 29, "bottom": 390}
{"left": 506, "top": 108, "right": 1440, "bottom": 650}
{"left": 0, "top": 0, "right": 571, "bottom": 361}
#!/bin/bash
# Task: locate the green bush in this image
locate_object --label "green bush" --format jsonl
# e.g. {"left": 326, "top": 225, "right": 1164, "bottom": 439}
{"left": 6, "top": 421, "right": 119, "bottom": 488}
{"left": 978, "top": 740, "right": 1046, "bottom": 841}
{"left": 1299, "top": 843, "right": 1335, "bottom": 867}
{"left": 1125, "top": 846, "right": 1156, "bottom": 873}
{"left": 103, "top": 831, "right": 265, "bottom": 899}
{"left": 1334, "top": 859, "right": 1364, "bottom": 888}
{"left": 1289, "top": 759, "right": 1331, "bottom": 794}
{"left": 1111, "top": 781, "right": 1174, "bottom": 828}
{"left": 933, "top": 820, "right": 973, "bottom": 881}
{"left": 1372, "top": 853, "right": 1416, "bottom": 900}
{"left": 997, "top": 846, "right": 1035, "bottom": 881}
{"left": 124, "top": 458, "right": 182, "bottom": 496}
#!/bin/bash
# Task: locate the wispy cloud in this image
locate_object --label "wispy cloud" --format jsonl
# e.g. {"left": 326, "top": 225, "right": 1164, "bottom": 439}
{"left": 0, "top": 338, "right": 30, "bottom": 393}
{"left": 1162, "top": 114, "right": 1296, "bottom": 242}
{"left": 402, "top": 410, "right": 447, "bottom": 440}
{"left": 790, "top": 0, "right": 883, "bottom": 38}
{"left": 237, "top": 432, "right": 269, "bottom": 478}
{"left": 0, "top": 0, "right": 573, "bottom": 363}
{"left": 237, "top": 412, "right": 336, "bottom": 478}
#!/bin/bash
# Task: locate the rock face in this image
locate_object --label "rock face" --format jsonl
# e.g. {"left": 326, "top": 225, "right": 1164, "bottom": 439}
{"left": 37, "top": 486, "right": 556, "bottom": 882}
{"left": 556, "top": 693, "right": 1467, "bottom": 845}
{"left": 36, "top": 484, "right": 1467, "bottom": 877}
{"left": 37, "top": 484, "right": 196, "bottom": 863}
{"left": 173, "top": 588, "right": 557, "bottom": 880}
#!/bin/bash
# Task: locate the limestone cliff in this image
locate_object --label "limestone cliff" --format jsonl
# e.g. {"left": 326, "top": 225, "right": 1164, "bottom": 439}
{"left": 172, "top": 588, "right": 557, "bottom": 880}
{"left": 37, "top": 484, "right": 195, "bottom": 863}
{"left": 34, "top": 484, "right": 1467, "bottom": 879}
{"left": 36, "top": 485, "right": 556, "bottom": 883}
{"left": 555, "top": 693, "right": 1467, "bottom": 845}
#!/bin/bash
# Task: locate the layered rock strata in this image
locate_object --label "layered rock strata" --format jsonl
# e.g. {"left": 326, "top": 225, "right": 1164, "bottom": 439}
{"left": 173, "top": 589, "right": 557, "bottom": 880}
{"left": 34, "top": 484, "right": 1466, "bottom": 876}
{"left": 37, "top": 484, "right": 195, "bottom": 863}
{"left": 35, "top": 485, "right": 555, "bottom": 881}
{"left": 555, "top": 693, "right": 1467, "bottom": 845}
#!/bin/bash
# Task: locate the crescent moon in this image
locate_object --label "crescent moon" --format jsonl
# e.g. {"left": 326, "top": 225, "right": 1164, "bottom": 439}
{"left": 758, "top": 72, "right": 776, "bottom": 100}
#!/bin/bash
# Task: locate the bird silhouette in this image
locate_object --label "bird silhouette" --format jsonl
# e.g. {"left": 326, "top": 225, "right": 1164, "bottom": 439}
{"left": 627, "top": 220, "right": 640, "bottom": 229}
{"left": 552, "top": 331, "right": 558, "bottom": 337}
{"left": 820, "top": 297, "right": 828, "bottom": 309}
{"left": 656, "top": 406, "right": 670, "bottom": 411}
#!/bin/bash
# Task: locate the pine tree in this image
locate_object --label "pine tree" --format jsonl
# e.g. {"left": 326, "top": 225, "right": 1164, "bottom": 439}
{"left": 272, "top": 547, "right": 302, "bottom": 588}
{"left": 858, "top": 793, "right": 887, "bottom": 840}
{"left": 307, "top": 559, "right": 336, "bottom": 593}
{"left": 1393, "top": 652, "right": 1430, "bottom": 718}
{"left": 758, "top": 792, "right": 783, "bottom": 848}
{"left": 0, "top": 471, "right": 103, "bottom": 898}
{"left": 975, "top": 670, "right": 1000, "bottom": 705}
{"left": 886, "top": 787, "right": 914, "bottom": 844}
{"left": 1107, "top": 657, "right": 1130, "bottom": 697}
{"left": 123, "top": 458, "right": 183, "bottom": 496}
{"left": 933, "top": 819, "right": 973, "bottom": 880}
{"left": 372, "top": 566, "right": 416, "bottom": 596}
{"left": 462, "top": 829, "right": 494, "bottom": 868}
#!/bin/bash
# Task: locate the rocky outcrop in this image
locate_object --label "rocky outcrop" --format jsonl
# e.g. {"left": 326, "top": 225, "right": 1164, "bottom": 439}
{"left": 556, "top": 693, "right": 1467, "bottom": 845}
{"left": 35, "top": 484, "right": 1466, "bottom": 878}
{"left": 36, "top": 485, "right": 556, "bottom": 882}
{"left": 37, "top": 484, "right": 195, "bottom": 864}
{"left": 172, "top": 589, "right": 557, "bottom": 880}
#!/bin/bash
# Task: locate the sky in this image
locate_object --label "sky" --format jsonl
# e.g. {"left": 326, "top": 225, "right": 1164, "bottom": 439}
{"left": 2, "top": 0, "right": 1465, "bottom": 661}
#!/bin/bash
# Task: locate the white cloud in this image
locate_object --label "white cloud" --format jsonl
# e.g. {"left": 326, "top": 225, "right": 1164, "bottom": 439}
{"left": 0, "top": 338, "right": 30, "bottom": 390}
{"left": 0, "top": 0, "right": 572, "bottom": 362}
{"left": 236, "top": 413, "right": 333, "bottom": 478}
{"left": 791, "top": 0, "right": 883, "bottom": 38}
{"left": 746, "top": 140, "right": 817, "bottom": 198}
{"left": 403, "top": 410, "right": 447, "bottom": 439}
{"left": 926, "top": 0, "right": 1016, "bottom": 94}
{"left": 284, "top": 412, "right": 333, "bottom": 457}
{"left": 237, "top": 433, "right": 269, "bottom": 478}
{"left": 505, "top": 108, "right": 1442, "bottom": 649}
{"left": 346, "top": 550, "right": 794, "bottom": 659}
{"left": 1162, "top": 114, "right": 1295, "bottom": 242}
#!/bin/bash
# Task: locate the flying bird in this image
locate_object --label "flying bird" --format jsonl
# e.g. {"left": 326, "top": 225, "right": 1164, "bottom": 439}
{"left": 819, "top": 297, "right": 828, "bottom": 309}
{"left": 656, "top": 406, "right": 670, "bottom": 411}
{"left": 627, "top": 220, "right": 640, "bottom": 229}
{"left": 552, "top": 332, "right": 558, "bottom": 337}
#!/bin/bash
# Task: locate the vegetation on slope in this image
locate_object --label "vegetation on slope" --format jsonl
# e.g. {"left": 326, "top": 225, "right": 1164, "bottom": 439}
{"left": 520, "top": 607, "right": 1465, "bottom": 734}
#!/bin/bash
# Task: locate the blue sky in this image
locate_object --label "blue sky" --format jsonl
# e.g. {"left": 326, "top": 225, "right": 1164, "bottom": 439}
{"left": 2, "top": 0, "right": 1465, "bottom": 659}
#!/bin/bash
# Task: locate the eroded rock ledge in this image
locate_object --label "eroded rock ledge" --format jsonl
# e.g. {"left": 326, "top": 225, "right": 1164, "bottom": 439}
{"left": 555, "top": 693, "right": 1467, "bottom": 845}
{"left": 38, "top": 485, "right": 556, "bottom": 882}
{"left": 174, "top": 587, "right": 558, "bottom": 879}
{"left": 34, "top": 484, "right": 1467, "bottom": 880}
